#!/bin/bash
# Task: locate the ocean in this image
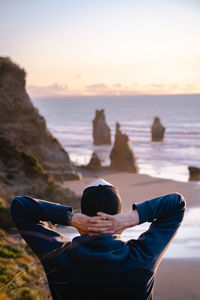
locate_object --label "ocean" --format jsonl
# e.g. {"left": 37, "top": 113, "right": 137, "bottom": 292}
{"left": 32, "top": 94, "right": 200, "bottom": 183}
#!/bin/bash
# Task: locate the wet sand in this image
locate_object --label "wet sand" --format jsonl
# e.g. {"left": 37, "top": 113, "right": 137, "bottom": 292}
{"left": 154, "top": 258, "right": 200, "bottom": 300}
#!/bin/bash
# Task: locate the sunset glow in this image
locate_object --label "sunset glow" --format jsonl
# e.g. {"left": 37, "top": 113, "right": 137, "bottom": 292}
{"left": 1, "top": 0, "right": 200, "bottom": 97}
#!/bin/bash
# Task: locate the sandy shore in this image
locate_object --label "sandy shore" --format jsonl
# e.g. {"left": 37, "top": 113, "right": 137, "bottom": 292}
{"left": 154, "top": 258, "right": 200, "bottom": 300}
{"left": 63, "top": 170, "right": 200, "bottom": 211}
{"left": 62, "top": 170, "right": 200, "bottom": 299}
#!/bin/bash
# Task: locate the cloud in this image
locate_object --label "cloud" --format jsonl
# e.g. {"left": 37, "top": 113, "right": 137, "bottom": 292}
{"left": 83, "top": 83, "right": 137, "bottom": 96}
{"left": 85, "top": 83, "right": 109, "bottom": 90}
{"left": 85, "top": 82, "right": 200, "bottom": 96}
{"left": 27, "top": 81, "right": 200, "bottom": 99}
{"left": 84, "top": 83, "right": 145, "bottom": 96}
{"left": 84, "top": 83, "right": 114, "bottom": 95}
{"left": 142, "top": 83, "right": 183, "bottom": 94}
{"left": 27, "top": 83, "right": 80, "bottom": 98}
{"left": 75, "top": 74, "right": 81, "bottom": 79}
{"left": 112, "top": 83, "right": 123, "bottom": 88}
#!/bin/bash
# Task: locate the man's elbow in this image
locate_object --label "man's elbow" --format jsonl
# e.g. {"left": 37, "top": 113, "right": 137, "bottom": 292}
{"left": 171, "top": 192, "right": 186, "bottom": 212}
{"left": 10, "top": 196, "right": 26, "bottom": 218}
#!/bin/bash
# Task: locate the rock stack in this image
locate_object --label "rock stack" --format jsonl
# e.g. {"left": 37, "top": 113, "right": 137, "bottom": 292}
{"left": 151, "top": 116, "right": 165, "bottom": 142}
{"left": 0, "top": 57, "right": 81, "bottom": 181}
{"left": 92, "top": 109, "right": 111, "bottom": 145}
{"left": 86, "top": 152, "right": 102, "bottom": 170}
{"left": 188, "top": 166, "right": 200, "bottom": 181}
{"left": 110, "top": 123, "right": 139, "bottom": 172}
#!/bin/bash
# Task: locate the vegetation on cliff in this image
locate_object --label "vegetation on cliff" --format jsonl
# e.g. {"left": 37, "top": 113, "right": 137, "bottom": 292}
{"left": 0, "top": 56, "right": 81, "bottom": 180}
{"left": 0, "top": 57, "right": 26, "bottom": 85}
{"left": 0, "top": 229, "right": 51, "bottom": 299}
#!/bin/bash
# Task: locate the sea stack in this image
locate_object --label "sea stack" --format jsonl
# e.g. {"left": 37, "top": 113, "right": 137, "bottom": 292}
{"left": 110, "top": 122, "right": 139, "bottom": 172}
{"left": 151, "top": 116, "right": 165, "bottom": 142}
{"left": 0, "top": 57, "right": 81, "bottom": 180}
{"left": 188, "top": 166, "right": 200, "bottom": 181}
{"left": 92, "top": 109, "right": 111, "bottom": 145}
{"left": 86, "top": 152, "right": 101, "bottom": 170}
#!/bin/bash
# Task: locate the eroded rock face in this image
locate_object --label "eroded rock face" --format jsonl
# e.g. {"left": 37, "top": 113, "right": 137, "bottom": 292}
{"left": 110, "top": 123, "right": 139, "bottom": 172}
{"left": 0, "top": 57, "right": 81, "bottom": 180}
{"left": 92, "top": 109, "right": 111, "bottom": 145}
{"left": 188, "top": 166, "right": 200, "bottom": 181}
{"left": 151, "top": 116, "right": 165, "bottom": 142}
{"left": 0, "top": 135, "right": 80, "bottom": 207}
{"left": 0, "top": 135, "right": 51, "bottom": 197}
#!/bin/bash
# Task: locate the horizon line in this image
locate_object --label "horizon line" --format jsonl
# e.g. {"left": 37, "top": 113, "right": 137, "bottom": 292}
{"left": 31, "top": 93, "right": 200, "bottom": 100}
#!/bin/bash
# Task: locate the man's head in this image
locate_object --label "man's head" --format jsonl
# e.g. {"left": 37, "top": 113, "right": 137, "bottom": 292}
{"left": 81, "top": 178, "right": 122, "bottom": 217}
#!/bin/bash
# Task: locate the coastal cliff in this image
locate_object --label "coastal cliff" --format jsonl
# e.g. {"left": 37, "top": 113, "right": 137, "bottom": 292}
{"left": 0, "top": 57, "right": 81, "bottom": 181}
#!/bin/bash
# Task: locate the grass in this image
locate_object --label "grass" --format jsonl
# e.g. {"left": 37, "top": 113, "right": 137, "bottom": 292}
{"left": 0, "top": 199, "right": 13, "bottom": 230}
{"left": 0, "top": 230, "right": 51, "bottom": 299}
{"left": 21, "top": 152, "right": 43, "bottom": 176}
{"left": 0, "top": 57, "right": 26, "bottom": 81}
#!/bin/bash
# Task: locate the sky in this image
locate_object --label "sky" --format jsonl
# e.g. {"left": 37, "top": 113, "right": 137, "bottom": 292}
{"left": 1, "top": 0, "right": 200, "bottom": 97}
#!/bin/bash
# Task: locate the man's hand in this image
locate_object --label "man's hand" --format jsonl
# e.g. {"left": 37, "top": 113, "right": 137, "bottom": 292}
{"left": 71, "top": 213, "right": 112, "bottom": 235}
{"left": 88, "top": 210, "right": 140, "bottom": 234}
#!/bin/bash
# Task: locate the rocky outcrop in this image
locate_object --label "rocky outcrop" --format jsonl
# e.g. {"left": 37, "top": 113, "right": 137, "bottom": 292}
{"left": 0, "top": 135, "right": 52, "bottom": 198}
{"left": 86, "top": 152, "right": 102, "bottom": 170}
{"left": 188, "top": 166, "right": 200, "bottom": 181}
{"left": 92, "top": 109, "right": 111, "bottom": 145}
{"left": 0, "top": 57, "right": 81, "bottom": 180}
{"left": 151, "top": 116, "right": 165, "bottom": 142}
{"left": 110, "top": 123, "right": 139, "bottom": 172}
{"left": 0, "top": 136, "right": 80, "bottom": 208}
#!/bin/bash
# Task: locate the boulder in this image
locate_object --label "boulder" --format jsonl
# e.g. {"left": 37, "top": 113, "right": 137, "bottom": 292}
{"left": 86, "top": 152, "right": 102, "bottom": 170}
{"left": 110, "top": 123, "right": 139, "bottom": 172}
{"left": 92, "top": 109, "right": 111, "bottom": 145}
{"left": 0, "top": 57, "right": 81, "bottom": 180}
{"left": 188, "top": 166, "right": 200, "bottom": 181}
{"left": 151, "top": 116, "right": 165, "bottom": 142}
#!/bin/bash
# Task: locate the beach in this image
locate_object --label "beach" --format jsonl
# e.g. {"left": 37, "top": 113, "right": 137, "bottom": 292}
{"left": 62, "top": 169, "right": 200, "bottom": 299}
{"left": 154, "top": 258, "right": 200, "bottom": 300}
{"left": 1, "top": 1, "right": 200, "bottom": 298}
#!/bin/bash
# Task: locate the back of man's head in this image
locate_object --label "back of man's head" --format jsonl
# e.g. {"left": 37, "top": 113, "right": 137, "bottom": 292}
{"left": 81, "top": 178, "right": 122, "bottom": 216}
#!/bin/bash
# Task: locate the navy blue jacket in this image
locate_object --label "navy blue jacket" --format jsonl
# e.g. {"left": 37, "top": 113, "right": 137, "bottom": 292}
{"left": 10, "top": 193, "right": 186, "bottom": 299}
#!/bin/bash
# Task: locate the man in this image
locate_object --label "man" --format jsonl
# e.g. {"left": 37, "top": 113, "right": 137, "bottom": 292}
{"left": 10, "top": 178, "right": 186, "bottom": 299}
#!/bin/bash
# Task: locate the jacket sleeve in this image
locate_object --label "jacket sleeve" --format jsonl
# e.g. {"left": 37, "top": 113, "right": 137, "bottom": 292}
{"left": 128, "top": 193, "right": 186, "bottom": 270}
{"left": 10, "top": 196, "right": 73, "bottom": 261}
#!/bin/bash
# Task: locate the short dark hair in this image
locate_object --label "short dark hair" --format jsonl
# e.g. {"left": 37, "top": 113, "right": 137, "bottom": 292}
{"left": 81, "top": 185, "right": 122, "bottom": 217}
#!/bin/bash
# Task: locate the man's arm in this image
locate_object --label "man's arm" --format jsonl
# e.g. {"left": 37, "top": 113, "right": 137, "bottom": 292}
{"left": 10, "top": 196, "right": 74, "bottom": 260}
{"left": 131, "top": 192, "right": 186, "bottom": 270}
{"left": 90, "top": 193, "right": 186, "bottom": 270}
{"left": 10, "top": 196, "right": 103, "bottom": 261}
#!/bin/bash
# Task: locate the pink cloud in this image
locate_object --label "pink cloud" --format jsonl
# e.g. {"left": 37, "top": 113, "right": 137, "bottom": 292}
{"left": 27, "top": 81, "right": 200, "bottom": 98}
{"left": 84, "top": 83, "right": 114, "bottom": 95}
{"left": 27, "top": 83, "right": 79, "bottom": 98}
{"left": 75, "top": 74, "right": 81, "bottom": 79}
